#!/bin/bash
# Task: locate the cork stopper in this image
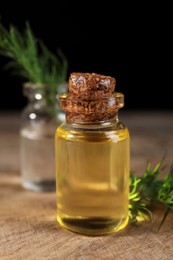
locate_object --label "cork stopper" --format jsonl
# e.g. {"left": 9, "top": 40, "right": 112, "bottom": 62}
{"left": 69, "top": 72, "right": 116, "bottom": 98}
{"left": 59, "top": 72, "right": 124, "bottom": 123}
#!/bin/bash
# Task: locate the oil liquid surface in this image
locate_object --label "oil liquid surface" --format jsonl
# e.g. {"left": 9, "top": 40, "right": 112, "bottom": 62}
{"left": 56, "top": 124, "right": 130, "bottom": 235}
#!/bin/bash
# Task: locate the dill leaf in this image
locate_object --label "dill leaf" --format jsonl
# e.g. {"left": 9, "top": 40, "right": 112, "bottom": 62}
{"left": 129, "top": 161, "right": 173, "bottom": 229}
{"left": 0, "top": 20, "right": 68, "bottom": 112}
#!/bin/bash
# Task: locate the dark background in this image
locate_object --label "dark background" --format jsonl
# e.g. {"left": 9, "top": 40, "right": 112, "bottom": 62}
{"left": 0, "top": 1, "right": 172, "bottom": 111}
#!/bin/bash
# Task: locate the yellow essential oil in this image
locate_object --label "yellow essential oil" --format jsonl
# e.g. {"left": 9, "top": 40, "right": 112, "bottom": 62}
{"left": 55, "top": 72, "right": 130, "bottom": 235}
{"left": 56, "top": 124, "right": 130, "bottom": 235}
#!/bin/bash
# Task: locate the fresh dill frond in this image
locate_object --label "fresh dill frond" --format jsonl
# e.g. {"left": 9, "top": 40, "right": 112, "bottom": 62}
{"left": 129, "top": 172, "right": 152, "bottom": 223}
{"left": 0, "top": 20, "right": 68, "bottom": 111}
{"left": 129, "top": 160, "right": 173, "bottom": 229}
{"left": 138, "top": 162, "right": 163, "bottom": 202}
{"left": 158, "top": 164, "right": 173, "bottom": 208}
{"left": 157, "top": 165, "right": 173, "bottom": 229}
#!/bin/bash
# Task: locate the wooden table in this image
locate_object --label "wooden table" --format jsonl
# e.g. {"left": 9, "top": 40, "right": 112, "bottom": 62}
{"left": 0, "top": 111, "right": 173, "bottom": 260}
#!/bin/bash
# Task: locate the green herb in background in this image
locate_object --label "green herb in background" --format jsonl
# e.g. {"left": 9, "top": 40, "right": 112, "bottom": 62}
{"left": 0, "top": 20, "right": 68, "bottom": 111}
{"left": 129, "top": 160, "right": 173, "bottom": 229}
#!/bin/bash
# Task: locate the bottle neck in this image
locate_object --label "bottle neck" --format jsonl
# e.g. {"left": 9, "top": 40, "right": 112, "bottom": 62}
{"left": 23, "top": 82, "right": 45, "bottom": 102}
{"left": 65, "top": 111, "right": 119, "bottom": 128}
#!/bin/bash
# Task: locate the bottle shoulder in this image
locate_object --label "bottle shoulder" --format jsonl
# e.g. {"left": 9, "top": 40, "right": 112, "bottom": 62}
{"left": 21, "top": 104, "right": 64, "bottom": 123}
{"left": 56, "top": 121, "right": 129, "bottom": 142}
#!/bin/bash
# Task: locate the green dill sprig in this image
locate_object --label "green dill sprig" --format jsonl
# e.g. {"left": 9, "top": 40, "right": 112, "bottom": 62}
{"left": 0, "top": 21, "right": 67, "bottom": 84}
{"left": 158, "top": 165, "right": 173, "bottom": 208}
{"left": 129, "top": 161, "right": 173, "bottom": 229}
{"left": 157, "top": 165, "right": 173, "bottom": 229}
{"left": 129, "top": 173, "right": 151, "bottom": 223}
{"left": 137, "top": 162, "right": 163, "bottom": 202}
{"left": 0, "top": 20, "right": 68, "bottom": 111}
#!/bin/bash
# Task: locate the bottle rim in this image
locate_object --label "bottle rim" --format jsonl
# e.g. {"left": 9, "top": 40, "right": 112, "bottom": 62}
{"left": 59, "top": 92, "right": 124, "bottom": 114}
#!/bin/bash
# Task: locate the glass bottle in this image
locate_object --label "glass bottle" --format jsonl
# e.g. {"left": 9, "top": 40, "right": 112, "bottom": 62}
{"left": 55, "top": 73, "right": 130, "bottom": 235}
{"left": 20, "top": 82, "right": 65, "bottom": 191}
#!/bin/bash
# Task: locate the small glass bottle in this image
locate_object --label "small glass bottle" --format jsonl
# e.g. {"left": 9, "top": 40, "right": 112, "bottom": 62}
{"left": 55, "top": 73, "right": 130, "bottom": 235}
{"left": 20, "top": 82, "right": 65, "bottom": 191}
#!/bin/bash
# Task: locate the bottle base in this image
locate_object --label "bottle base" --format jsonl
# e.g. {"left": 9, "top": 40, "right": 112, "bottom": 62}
{"left": 22, "top": 180, "right": 55, "bottom": 192}
{"left": 57, "top": 215, "right": 129, "bottom": 236}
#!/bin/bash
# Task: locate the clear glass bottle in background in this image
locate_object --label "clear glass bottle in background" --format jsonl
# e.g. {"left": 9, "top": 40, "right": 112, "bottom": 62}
{"left": 55, "top": 73, "right": 130, "bottom": 235}
{"left": 20, "top": 82, "right": 66, "bottom": 191}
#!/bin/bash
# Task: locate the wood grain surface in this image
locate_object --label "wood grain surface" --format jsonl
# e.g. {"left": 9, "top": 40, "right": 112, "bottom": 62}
{"left": 0, "top": 111, "right": 173, "bottom": 260}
